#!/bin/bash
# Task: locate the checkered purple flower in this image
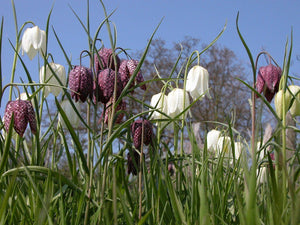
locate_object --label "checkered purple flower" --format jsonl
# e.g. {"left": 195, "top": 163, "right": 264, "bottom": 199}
{"left": 256, "top": 64, "right": 282, "bottom": 102}
{"left": 94, "top": 47, "right": 120, "bottom": 74}
{"left": 4, "top": 100, "right": 37, "bottom": 137}
{"left": 69, "top": 65, "right": 93, "bottom": 102}
{"left": 131, "top": 119, "right": 153, "bottom": 150}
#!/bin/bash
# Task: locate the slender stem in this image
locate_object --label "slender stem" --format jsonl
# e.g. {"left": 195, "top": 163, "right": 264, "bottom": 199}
{"left": 139, "top": 122, "right": 145, "bottom": 220}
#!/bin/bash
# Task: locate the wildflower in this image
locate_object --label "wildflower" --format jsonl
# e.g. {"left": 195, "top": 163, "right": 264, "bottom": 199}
{"left": 234, "top": 142, "right": 244, "bottom": 159}
{"left": 68, "top": 66, "right": 93, "bottom": 102}
{"left": 119, "top": 59, "right": 146, "bottom": 91}
{"left": 206, "top": 129, "right": 221, "bottom": 152}
{"left": 94, "top": 47, "right": 120, "bottom": 74}
{"left": 102, "top": 98, "right": 126, "bottom": 124}
{"left": 256, "top": 64, "right": 282, "bottom": 102}
{"left": 58, "top": 99, "right": 81, "bottom": 129}
{"left": 127, "top": 151, "right": 141, "bottom": 175}
{"left": 186, "top": 65, "right": 210, "bottom": 100}
{"left": 216, "top": 136, "right": 231, "bottom": 157}
{"left": 167, "top": 88, "right": 190, "bottom": 119}
{"left": 94, "top": 68, "right": 123, "bottom": 104}
{"left": 21, "top": 26, "right": 46, "bottom": 60}
{"left": 40, "top": 63, "right": 66, "bottom": 97}
{"left": 149, "top": 93, "right": 168, "bottom": 121}
{"left": 4, "top": 100, "right": 37, "bottom": 137}
{"left": 287, "top": 85, "right": 300, "bottom": 117}
{"left": 131, "top": 119, "right": 153, "bottom": 150}
{"left": 274, "top": 90, "right": 290, "bottom": 119}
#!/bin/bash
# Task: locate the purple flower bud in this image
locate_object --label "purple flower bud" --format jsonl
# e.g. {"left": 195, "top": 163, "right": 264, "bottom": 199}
{"left": 69, "top": 66, "right": 93, "bottom": 102}
{"left": 94, "top": 48, "right": 120, "bottom": 74}
{"left": 119, "top": 59, "right": 146, "bottom": 91}
{"left": 131, "top": 119, "right": 153, "bottom": 149}
{"left": 256, "top": 64, "right": 282, "bottom": 102}
{"left": 4, "top": 100, "right": 37, "bottom": 137}
{"left": 94, "top": 68, "right": 123, "bottom": 104}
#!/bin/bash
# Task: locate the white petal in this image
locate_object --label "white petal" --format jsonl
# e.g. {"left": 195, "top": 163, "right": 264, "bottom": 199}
{"left": 59, "top": 100, "right": 81, "bottom": 128}
{"left": 31, "top": 26, "right": 42, "bottom": 50}
{"left": 206, "top": 129, "right": 221, "bottom": 151}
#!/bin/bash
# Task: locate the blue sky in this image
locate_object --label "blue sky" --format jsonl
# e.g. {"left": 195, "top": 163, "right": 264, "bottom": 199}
{"left": 1, "top": 0, "right": 300, "bottom": 108}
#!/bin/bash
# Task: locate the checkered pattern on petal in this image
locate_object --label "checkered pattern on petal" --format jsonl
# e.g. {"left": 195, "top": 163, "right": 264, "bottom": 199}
{"left": 94, "top": 48, "right": 120, "bottom": 74}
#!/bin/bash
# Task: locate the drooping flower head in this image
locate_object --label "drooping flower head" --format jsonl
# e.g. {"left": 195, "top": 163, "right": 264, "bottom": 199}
{"left": 101, "top": 98, "right": 126, "bottom": 124}
{"left": 119, "top": 59, "right": 146, "bottom": 91}
{"left": 275, "top": 85, "right": 300, "bottom": 118}
{"left": 21, "top": 26, "right": 46, "bottom": 60}
{"left": 131, "top": 119, "right": 153, "bottom": 150}
{"left": 206, "top": 129, "right": 221, "bottom": 152}
{"left": 127, "top": 151, "right": 141, "bottom": 175}
{"left": 149, "top": 92, "right": 168, "bottom": 121}
{"left": 40, "top": 62, "right": 66, "bottom": 97}
{"left": 167, "top": 88, "right": 190, "bottom": 119}
{"left": 58, "top": 99, "right": 81, "bottom": 129}
{"left": 4, "top": 100, "right": 37, "bottom": 137}
{"left": 94, "top": 47, "right": 120, "bottom": 74}
{"left": 93, "top": 68, "right": 123, "bottom": 104}
{"left": 186, "top": 65, "right": 210, "bottom": 100}
{"left": 69, "top": 66, "right": 93, "bottom": 102}
{"left": 256, "top": 64, "right": 282, "bottom": 102}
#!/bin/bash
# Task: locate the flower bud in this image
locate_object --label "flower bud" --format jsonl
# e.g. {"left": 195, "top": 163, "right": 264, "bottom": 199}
{"left": 39, "top": 62, "right": 66, "bottom": 97}
{"left": 274, "top": 90, "right": 290, "bottom": 119}
{"left": 4, "top": 100, "right": 37, "bottom": 137}
{"left": 21, "top": 26, "right": 46, "bottom": 60}
{"left": 69, "top": 66, "right": 93, "bottom": 102}
{"left": 131, "top": 119, "right": 153, "bottom": 150}
{"left": 206, "top": 129, "right": 221, "bottom": 152}
{"left": 288, "top": 85, "right": 300, "bottom": 117}
{"left": 186, "top": 65, "right": 210, "bottom": 100}
{"left": 256, "top": 64, "right": 282, "bottom": 102}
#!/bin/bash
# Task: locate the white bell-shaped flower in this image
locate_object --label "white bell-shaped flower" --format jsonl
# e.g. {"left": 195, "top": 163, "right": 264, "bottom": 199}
{"left": 150, "top": 92, "right": 168, "bottom": 120}
{"left": 216, "top": 136, "right": 231, "bottom": 157}
{"left": 40, "top": 62, "right": 66, "bottom": 97}
{"left": 206, "top": 129, "right": 221, "bottom": 152}
{"left": 21, "top": 26, "right": 46, "bottom": 60}
{"left": 288, "top": 85, "right": 300, "bottom": 117}
{"left": 186, "top": 65, "right": 210, "bottom": 100}
{"left": 234, "top": 141, "right": 244, "bottom": 160}
{"left": 167, "top": 88, "right": 190, "bottom": 119}
{"left": 58, "top": 99, "right": 81, "bottom": 129}
{"left": 274, "top": 90, "right": 291, "bottom": 119}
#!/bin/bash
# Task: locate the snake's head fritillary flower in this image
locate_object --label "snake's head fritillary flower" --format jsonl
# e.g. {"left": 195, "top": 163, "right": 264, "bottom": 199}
{"left": 131, "top": 119, "right": 153, "bottom": 150}
{"left": 149, "top": 93, "right": 168, "bottom": 121}
{"left": 58, "top": 100, "right": 81, "bottom": 129}
{"left": 40, "top": 62, "right": 66, "bottom": 97}
{"left": 94, "top": 68, "right": 123, "bottom": 104}
{"left": 206, "top": 129, "right": 221, "bottom": 152}
{"left": 186, "top": 65, "right": 210, "bottom": 100}
{"left": 256, "top": 64, "right": 282, "bottom": 102}
{"left": 4, "top": 100, "right": 37, "bottom": 137}
{"left": 101, "top": 98, "right": 126, "bottom": 124}
{"left": 69, "top": 66, "right": 93, "bottom": 102}
{"left": 119, "top": 59, "right": 146, "bottom": 91}
{"left": 275, "top": 85, "right": 300, "bottom": 118}
{"left": 94, "top": 47, "right": 120, "bottom": 74}
{"left": 216, "top": 136, "right": 231, "bottom": 157}
{"left": 167, "top": 88, "right": 190, "bottom": 119}
{"left": 287, "top": 85, "right": 300, "bottom": 117}
{"left": 21, "top": 26, "right": 46, "bottom": 60}
{"left": 127, "top": 151, "right": 141, "bottom": 175}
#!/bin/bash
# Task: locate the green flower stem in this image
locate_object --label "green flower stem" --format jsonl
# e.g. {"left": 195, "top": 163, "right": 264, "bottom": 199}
{"left": 281, "top": 90, "right": 287, "bottom": 223}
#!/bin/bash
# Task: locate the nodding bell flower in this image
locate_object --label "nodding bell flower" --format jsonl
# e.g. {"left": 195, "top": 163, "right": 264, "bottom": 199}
{"left": 94, "top": 47, "right": 120, "bottom": 74}
{"left": 21, "top": 26, "right": 46, "bottom": 60}
{"left": 101, "top": 98, "right": 126, "bottom": 124}
{"left": 186, "top": 65, "right": 210, "bottom": 100}
{"left": 94, "top": 68, "right": 123, "bottom": 104}
{"left": 216, "top": 136, "right": 231, "bottom": 157}
{"left": 40, "top": 63, "right": 66, "bottom": 97}
{"left": 149, "top": 93, "right": 168, "bottom": 121}
{"left": 256, "top": 64, "right": 282, "bottom": 102}
{"left": 58, "top": 100, "right": 81, "bottom": 129}
{"left": 4, "top": 100, "right": 37, "bottom": 137}
{"left": 131, "top": 119, "right": 153, "bottom": 150}
{"left": 275, "top": 85, "right": 300, "bottom": 118}
{"left": 127, "top": 151, "right": 141, "bottom": 175}
{"left": 119, "top": 59, "right": 146, "bottom": 91}
{"left": 206, "top": 129, "right": 221, "bottom": 152}
{"left": 167, "top": 88, "right": 190, "bottom": 119}
{"left": 68, "top": 66, "right": 93, "bottom": 102}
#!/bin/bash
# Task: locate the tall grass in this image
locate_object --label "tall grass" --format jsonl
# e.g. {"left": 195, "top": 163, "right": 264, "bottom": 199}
{"left": 0, "top": 1, "right": 299, "bottom": 224}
